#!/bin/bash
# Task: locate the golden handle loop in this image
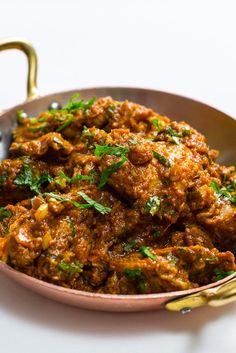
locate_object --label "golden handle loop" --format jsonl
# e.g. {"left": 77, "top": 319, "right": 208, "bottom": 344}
{"left": 0, "top": 37, "right": 39, "bottom": 100}
{"left": 166, "top": 276, "right": 236, "bottom": 312}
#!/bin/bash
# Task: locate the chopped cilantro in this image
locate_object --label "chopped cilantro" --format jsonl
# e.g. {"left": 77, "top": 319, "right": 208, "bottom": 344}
{"left": 98, "top": 155, "right": 127, "bottom": 188}
{"left": 151, "top": 118, "right": 161, "bottom": 132}
{"left": 95, "top": 144, "right": 129, "bottom": 157}
{"left": 182, "top": 126, "right": 191, "bottom": 137}
{"left": 124, "top": 240, "right": 138, "bottom": 252}
{"left": 56, "top": 115, "right": 75, "bottom": 132}
{"left": 58, "top": 261, "right": 82, "bottom": 276}
{"left": 213, "top": 269, "right": 235, "bottom": 281}
{"left": 166, "top": 126, "right": 181, "bottom": 144}
{"left": 0, "top": 208, "right": 12, "bottom": 221}
{"left": 78, "top": 191, "right": 111, "bottom": 215}
{"left": 140, "top": 246, "right": 157, "bottom": 261}
{"left": 152, "top": 151, "right": 171, "bottom": 167}
{"left": 144, "top": 196, "right": 161, "bottom": 216}
{"left": 44, "top": 192, "right": 91, "bottom": 209}
{"left": 124, "top": 268, "right": 142, "bottom": 278}
{"left": 67, "top": 218, "right": 75, "bottom": 237}
{"left": 62, "top": 93, "right": 96, "bottom": 113}
{"left": 82, "top": 125, "right": 93, "bottom": 137}
{"left": 14, "top": 164, "right": 53, "bottom": 195}
{"left": 0, "top": 174, "right": 7, "bottom": 186}
{"left": 57, "top": 171, "right": 93, "bottom": 184}
{"left": 29, "top": 122, "right": 49, "bottom": 133}
{"left": 209, "top": 181, "right": 236, "bottom": 206}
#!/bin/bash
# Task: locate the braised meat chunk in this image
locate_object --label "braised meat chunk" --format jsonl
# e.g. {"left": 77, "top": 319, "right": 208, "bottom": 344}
{"left": 0, "top": 94, "right": 235, "bottom": 294}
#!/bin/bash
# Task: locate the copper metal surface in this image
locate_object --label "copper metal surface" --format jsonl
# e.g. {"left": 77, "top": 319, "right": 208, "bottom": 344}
{"left": 0, "top": 38, "right": 236, "bottom": 312}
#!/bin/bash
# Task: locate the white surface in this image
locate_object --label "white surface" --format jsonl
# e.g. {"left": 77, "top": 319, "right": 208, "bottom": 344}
{"left": 0, "top": 1, "right": 236, "bottom": 352}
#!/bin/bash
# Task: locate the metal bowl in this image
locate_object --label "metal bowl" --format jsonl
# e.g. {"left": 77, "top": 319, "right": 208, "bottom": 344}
{"left": 0, "top": 38, "right": 236, "bottom": 312}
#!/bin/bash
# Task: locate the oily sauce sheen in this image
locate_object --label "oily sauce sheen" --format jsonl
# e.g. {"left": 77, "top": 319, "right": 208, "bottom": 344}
{"left": 0, "top": 95, "right": 236, "bottom": 294}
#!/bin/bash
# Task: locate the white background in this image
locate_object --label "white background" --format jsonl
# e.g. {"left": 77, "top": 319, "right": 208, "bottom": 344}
{"left": 1, "top": 1, "right": 236, "bottom": 352}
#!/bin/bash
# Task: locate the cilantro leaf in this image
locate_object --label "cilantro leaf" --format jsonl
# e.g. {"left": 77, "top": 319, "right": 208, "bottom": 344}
{"left": 98, "top": 155, "right": 127, "bottom": 188}
{"left": 144, "top": 196, "right": 161, "bottom": 216}
{"left": 77, "top": 191, "right": 111, "bottom": 215}
{"left": 151, "top": 118, "right": 161, "bottom": 132}
{"left": 213, "top": 269, "right": 235, "bottom": 281}
{"left": 124, "top": 268, "right": 142, "bottom": 278}
{"left": 95, "top": 144, "right": 129, "bottom": 157}
{"left": 56, "top": 171, "right": 93, "bottom": 184}
{"left": 0, "top": 174, "right": 7, "bottom": 186}
{"left": 44, "top": 192, "right": 91, "bottom": 209}
{"left": 124, "top": 240, "right": 138, "bottom": 252}
{"left": 63, "top": 94, "right": 96, "bottom": 113}
{"left": 209, "top": 181, "right": 236, "bottom": 206}
{"left": 58, "top": 261, "right": 82, "bottom": 276}
{"left": 152, "top": 151, "right": 171, "bottom": 167}
{"left": 14, "top": 164, "right": 52, "bottom": 195}
{"left": 140, "top": 246, "right": 157, "bottom": 261}
{"left": 0, "top": 208, "right": 12, "bottom": 221}
{"left": 56, "top": 115, "right": 75, "bottom": 132}
{"left": 166, "top": 126, "right": 181, "bottom": 144}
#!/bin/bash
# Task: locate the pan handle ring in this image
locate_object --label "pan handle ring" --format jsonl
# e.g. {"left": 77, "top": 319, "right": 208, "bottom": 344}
{"left": 0, "top": 37, "right": 39, "bottom": 101}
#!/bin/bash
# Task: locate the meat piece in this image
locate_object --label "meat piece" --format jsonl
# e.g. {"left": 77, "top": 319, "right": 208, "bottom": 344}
{"left": 10, "top": 132, "right": 73, "bottom": 159}
{"left": 109, "top": 246, "right": 235, "bottom": 294}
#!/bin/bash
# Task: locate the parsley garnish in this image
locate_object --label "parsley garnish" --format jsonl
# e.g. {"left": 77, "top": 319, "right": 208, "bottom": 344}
{"left": 0, "top": 208, "right": 12, "bottom": 221}
{"left": 56, "top": 115, "right": 75, "bottom": 132}
{"left": 78, "top": 191, "right": 111, "bottom": 215}
{"left": 123, "top": 268, "right": 148, "bottom": 293}
{"left": 56, "top": 171, "right": 93, "bottom": 184}
{"left": 0, "top": 174, "right": 7, "bottom": 186}
{"left": 63, "top": 93, "right": 96, "bottom": 113}
{"left": 140, "top": 246, "right": 157, "bottom": 261}
{"left": 67, "top": 218, "right": 75, "bottom": 237}
{"left": 95, "top": 144, "right": 129, "bottom": 157}
{"left": 166, "top": 126, "right": 181, "bottom": 144}
{"left": 58, "top": 261, "right": 82, "bottom": 276}
{"left": 44, "top": 192, "right": 91, "bottom": 209}
{"left": 124, "top": 239, "right": 138, "bottom": 252}
{"left": 44, "top": 191, "right": 111, "bottom": 215}
{"left": 124, "top": 268, "right": 142, "bottom": 278}
{"left": 209, "top": 181, "right": 236, "bottom": 206}
{"left": 14, "top": 164, "right": 53, "bottom": 195}
{"left": 144, "top": 196, "right": 161, "bottom": 215}
{"left": 213, "top": 269, "right": 235, "bottom": 281}
{"left": 151, "top": 117, "right": 161, "bottom": 132}
{"left": 152, "top": 151, "right": 171, "bottom": 167}
{"left": 98, "top": 155, "right": 127, "bottom": 188}
{"left": 29, "top": 122, "right": 49, "bottom": 133}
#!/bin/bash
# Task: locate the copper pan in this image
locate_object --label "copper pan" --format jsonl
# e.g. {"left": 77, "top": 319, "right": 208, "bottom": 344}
{"left": 0, "top": 38, "right": 236, "bottom": 313}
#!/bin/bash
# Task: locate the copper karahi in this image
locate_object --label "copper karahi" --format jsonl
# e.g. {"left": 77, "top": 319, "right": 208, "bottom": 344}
{"left": 0, "top": 38, "right": 236, "bottom": 312}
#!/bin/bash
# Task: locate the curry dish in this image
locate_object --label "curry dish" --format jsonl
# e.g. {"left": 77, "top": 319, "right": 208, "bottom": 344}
{"left": 0, "top": 94, "right": 235, "bottom": 294}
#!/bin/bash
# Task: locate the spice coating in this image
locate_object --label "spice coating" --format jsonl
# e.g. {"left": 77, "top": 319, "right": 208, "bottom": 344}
{"left": 0, "top": 94, "right": 236, "bottom": 294}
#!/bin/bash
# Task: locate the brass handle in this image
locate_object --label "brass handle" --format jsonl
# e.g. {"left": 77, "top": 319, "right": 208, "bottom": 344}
{"left": 0, "top": 37, "right": 39, "bottom": 101}
{"left": 165, "top": 275, "right": 236, "bottom": 312}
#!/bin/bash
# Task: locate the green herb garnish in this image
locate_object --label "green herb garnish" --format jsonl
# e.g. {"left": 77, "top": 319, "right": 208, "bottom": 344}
{"left": 67, "top": 218, "right": 75, "bottom": 237}
{"left": 14, "top": 164, "right": 53, "bottom": 194}
{"left": 140, "top": 246, "right": 157, "bottom": 261}
{"left": 209, "top": 181, "right": 236, "bottom": 206}
{"left": 0, "top": 174, "right": 7, "bottom": 186}
{"left": 98, "top": 155, "right": 127, "bottom": 188}
{"left": 63, "top": 93, "right": 96, "bottom": 113}
{"left": 44, "top": 192, "right": 91, "bottom": 209}
{"left": 57, "top": 171, "right": 93, "bottom": 184}
{"left": 58, "top": 261, "right": 82, "bottom": 276}
{"left": 29, "top": 122, "right": 49, "bottom": 133}
{"left": 124, "top": 268, "right": 142, "bottom": 278}
{"left": 77, "top": 191, "right": 111, "bottom": 215}
{"left": 0, "top": 208, "right": 12, "bottom": 221}
{"left": 152, "top": 151, "right": 171, "bottom": 167}
{"left": 166, "top": 126, "right": 181, "bottom": 144}
{"left": 129, "top": 137, "right": 138, "bottom": 145}
{"left": 213, "top": 269, "right": 235, "bottom": 281}
{"left": 151, "top": 118, "right": 161, "bottom": 132}
{"left": 56, "top": 115, "right": 75, "bottom": 132}
{"left": 144, "top": 196, "right": 161, "bottom": 215}
{"left": 95, "top": 144, "right": 129, "bottom": 157}
{"left": 182, "top": 126, "right": 191, "bottom": 137}
{"left": 124, "top": 240, "right": 138, "bottom": 252}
